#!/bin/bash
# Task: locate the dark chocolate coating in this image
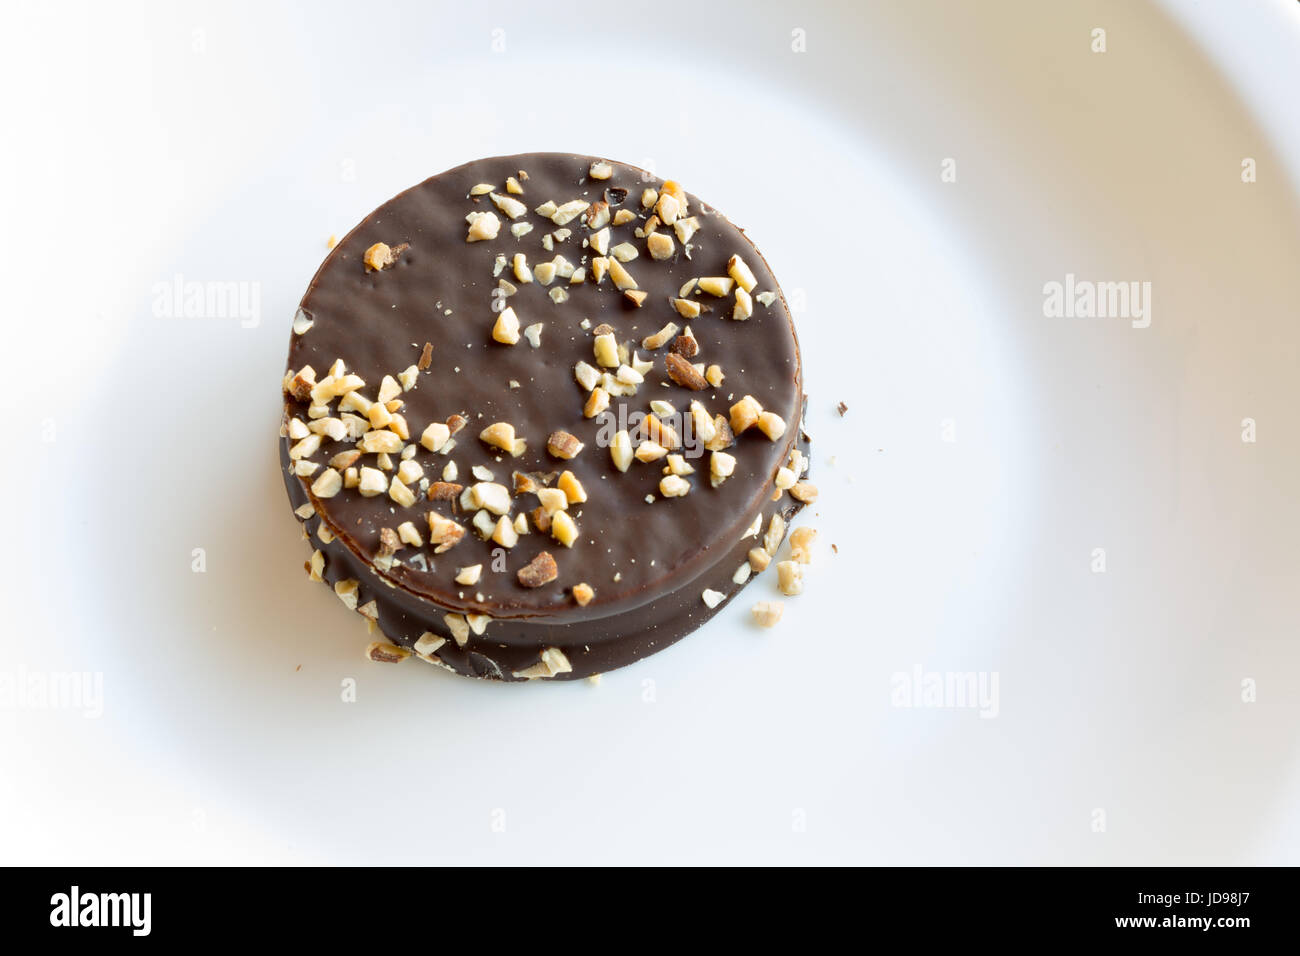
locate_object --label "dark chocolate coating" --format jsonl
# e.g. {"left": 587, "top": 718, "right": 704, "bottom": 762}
{"left": 281, "top": 153, "right": 808, "bottom": 680}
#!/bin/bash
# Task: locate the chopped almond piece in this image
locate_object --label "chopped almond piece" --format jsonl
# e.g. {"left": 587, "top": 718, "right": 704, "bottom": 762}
{"left": 789, "top": 526, "right": 817, "bottom": 564}
{"left": 697, "top": 276, "right": 734, "bottom": 296}
{"left": 748, "top": 547, "right": 772, "bottom": 573}
{"left": 547, "top": 430, "right": 584, "bottom": 459}
{"left": 756, "top": 411, "right": 787, "bottom": 441}
{"left": 647, "top": 232, "right": 675, "bottom": 260}
{"left": 550, "top": 510, "right": 578, "bottom": 547}
{"left": 776, "top": 561, "right": 803, "bottom": 596}
{"left": 366, "top": 642, "right": 411, "bottom": 663}
{"left": 666, "top": 353, "right": 708, "bottom": 390}
{"left": 790, "top": 481, "right": 819, "bottom": 503}
{"left": 642, "top": 321, "right": 679, "bottom": 350}
{"left": 726, "top": 254, "right": 758, "bottom": 293}
{"left": 610, "top": 430, "right": 633, "bottom": 472}
{"left": 672, "top": 297, "right": 701, "bottom": 318}
{"left": 518, "top": 551, "right": 559, "bottom": 588}
{"left": 427, "top": 512, "right": 466, "bottom": 553}
{"left": 492, "top": 306, "right": 521, "bottom": 344}
{"left": 557, "top": 470, "right": 587, "bottom": 504}
{"left": 729, "top": 395, "right": 763, "bottom": 434}
{"left": 659, "top": 475, "right": 690, "bottom": 498}
{"left": 572, "top": 582, "right": 595, "bottom": 606}
{"left": 751, "top": 601, "right": 784, "bottom": 627}
{"left": 418, "top": 342, "right": 434, "bottom": 369}
{"left": 584, "top": 387, "right": 610, "bottom": 418}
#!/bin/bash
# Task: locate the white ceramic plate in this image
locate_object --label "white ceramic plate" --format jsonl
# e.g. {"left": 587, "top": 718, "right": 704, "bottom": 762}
{"left": 3, "top": 0, "right": 1298, "bottom": 864}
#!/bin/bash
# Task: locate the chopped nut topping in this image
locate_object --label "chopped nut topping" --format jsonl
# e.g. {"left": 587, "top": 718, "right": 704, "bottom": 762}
{"left": 518, "top": 551, "right": 559, "bottom": 588}
{"left": 310, "top": 467, "right": 343, "bottom": 498}
{"left": 710, "top": 450, "right": 737, "bottom": 482}
{"left": 523, "top": 322, "right": 543, "bottom": 348}
{"left": 376, "top": 527, "right": 401, "bottom": 559}
{"left": 445, "top": 613, "right": 471, "bottom": 646}
{"left": 388, "top": 475, "right": 417, "bottom": 508}
{"left": 705, "top": 364, "right": 724, "bottom": 387}
{"left": 413, "top": 631, "right": 446, "bottom": 656}
{"left": 665, "top": 453, "right": 694, "bottom": 476}
{"left": 732, "top": 288, "right": 753, "bottom": 321}
{"left": 490, "top": 192, "right": 527, "bottom": 219}
{"left": 671, "top": 297, "right": 701, "bottom": 319}
{"left": 607, "top": 258, "right": 637, "bottom": 291}
{"left": 557, "top": 470, "right": 587, "bottom": 504}
{"left": 751, "top": 601, "right": 784, "bottom": 627}
{"left": 726, "top": 254, "right": 758, "bottom": 293}
{"left": 655, "top": 193, "right": 681, "bottom": 225}
{"left": 673, "top": 216, "right": 700, "bottom": 243}
{"left": 584, "top": 386, "right": 610, "bottom": 418}
{"left": 287, "top": 366, "right": 317, "bottom": 402}
{"left": 536, "top": 487, "right": 568, "bottom": 514}
{"left": 469, "top": 183, "right": 495, "bottom": 196}
{"left": 572, "top": 582, "right": 595, "bottom": 606}
{"left": 613, "top": 208, "right": 636, "bottom": 226}
{"left": 493, "top": 514, "right": 519, "bottom": 548}
{"left": 513, "top": 646, "right": 573, "bottom": 679}
{"left": 506, "top": 175, "right": 524, "bottom": 194}
{"left": 512, "top": 253, "right": 533, "bottom": 284}
{"left": 550, "top": 510, "right": 578, "bottom": 547}
{"left": 697, "top": 276, "right": 735, "bottom": 297}
{"left": 334, "top": 578, "right": 360, "bottom": 610}
{"left": 646, "top": 232, "right": 675, "bottom": 260}
{"left": 748, "top": 547, "right": 771, "bottom": 572}
{"left": 293, "top": 310, "right": 314, "bottom": 335}
{"left": 357, "top": 466, "right": 388, "bottom": 497}
{"left": 466, "top": 211, "right": 501, "bottom": 242}
{"left": 729, "top": 395, "right": 763, "bottom": 434}
{"left": 547, "top": 430, "right": 584, "bottom": 459}
{"left": 420, "top": 421, "right": 451, "bottom": 453}
{"left": 776, "top": 560, "right": 803, "bottom": 596}
{"left": 641, "top": 187, "right": 658, "bottom": 209}
{"left": 666, "top": 352, "right": 708, "bottom": 390}
{"left": 550, "top": 199, "right": 590, "bottom": 226}
{"left": 366, "top": 642, "right": 411, "bottom": 663}
{"left": 789, "top": 526, "right": 817, "bottom": 563}
{"left": 610, "top": 429, "right": 633, "bottom": 472}
{"left": 790, "top": 481, "right": 818, "bottom": 503}
{"left": 589, "top": 160, "right": 613, "bottom": 180}
{"left": 359, "top": 429, "right": 403, "bottom": 454}
{"left": 642, "top": 321, "right": 679, "bottom": 350}
{"left": 586, "top": 200, "right": 611, "bottom": 230}
{"left": 574, "top": 360, "right": 601, "bottom": 391}
{"left": 756, "top": 411, "right": 787, "bottom": 441}
{"left": 775, "top": 466, "right": 796, "bottom": 490}
{"left": 635, "top": 440, "right": 668, "bottom": 462}
{"left": 701, "top": 588, "right": 725, "bottom": 609}
{"left": 363, "top": 242, "right": 406, "bottom": 272}
{"left": 427, "top": 512, "right": 466, "bottom": 553}
{"left": 669, "top": 327, "right": 698, "bottom": 358}
{"left": 530, "top": 506, "right": 552, "bottom": 533}
{"left": 308, "top": 549, "right": 325, "bottom": 582}
{"left": 479, "top": 422, "right": 526, "bottom": 457}
{"left": 763, "top": 513, "right": 787, "bottom": 556}
{"left": 624, "top": 289, "right": 648, "bottom": 308}
{"left": 659, "top": 474, "right": 690, "bottom": 498}
{"left": 593, "top": 332, "right": 619, "bottom": 368}
{"left": 469, "top": 481, "right": 512, "bottom": 515}
{"left": 642, "top": 413, "right": 680, "bottom": 450}
{"left": 610, "top": 241, "right": 638, "bottom": 262}
{"left": 289, "top": 433, "right": 321, "bottom": 461}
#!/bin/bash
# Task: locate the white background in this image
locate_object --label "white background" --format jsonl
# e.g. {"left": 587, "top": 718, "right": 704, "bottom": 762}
{"left": 2, "top": 0, "right": 1298, "bottom": 864}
